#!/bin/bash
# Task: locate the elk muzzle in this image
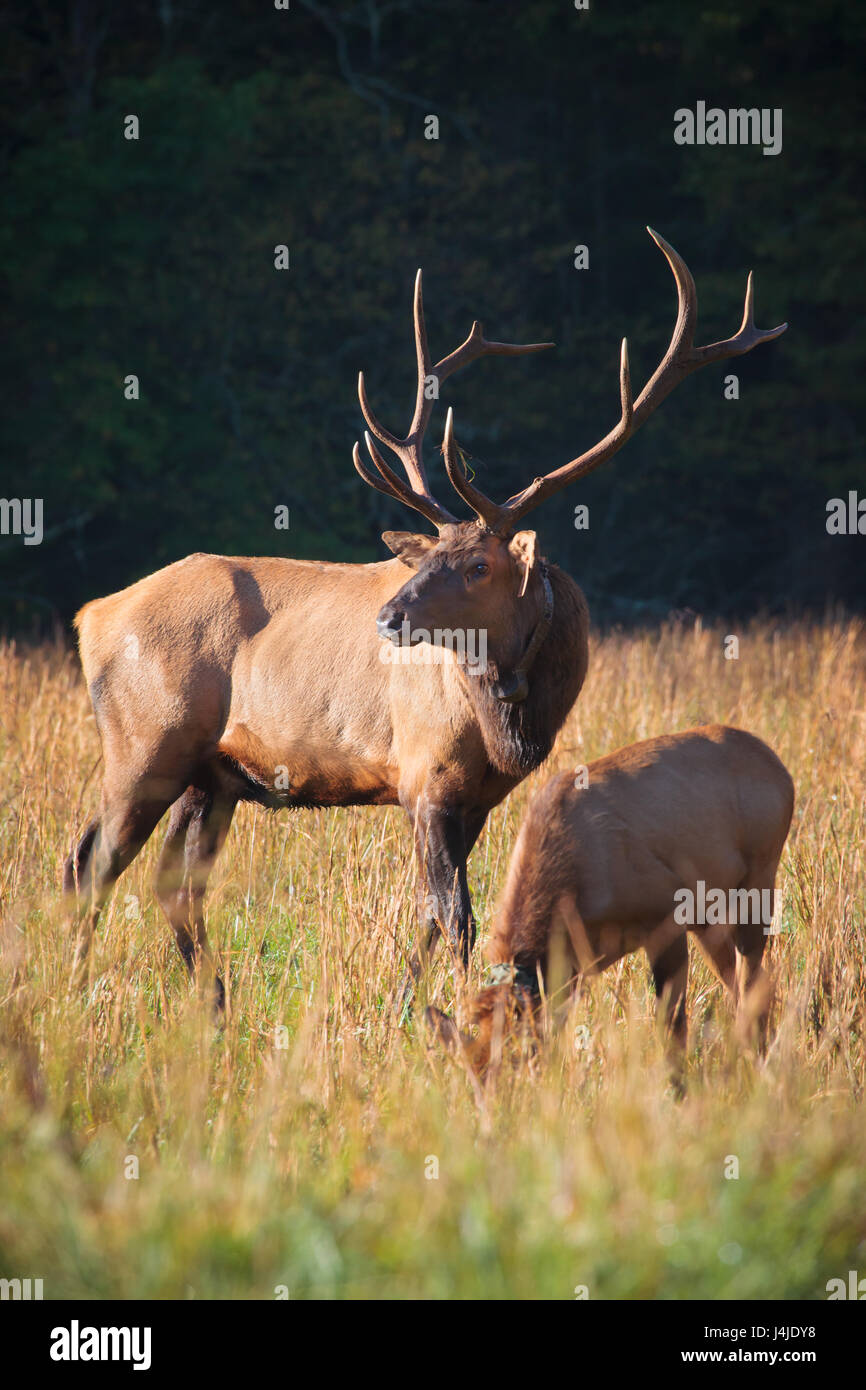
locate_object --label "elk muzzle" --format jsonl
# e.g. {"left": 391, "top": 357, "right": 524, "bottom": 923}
{"left": 376, "top": 603, "right": 426, "bottom": 645}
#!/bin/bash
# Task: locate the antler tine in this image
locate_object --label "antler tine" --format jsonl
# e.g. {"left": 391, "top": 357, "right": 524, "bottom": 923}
{"left": 409, "top": 267, "right": 433, "bottom": 438}
{"left": 637, "top": 227, "right": 787, "bottom": 398}
{"left": 358, "top": 371, "right": 405, "bottom": 453}
{"left": 356, "top": 269, "right": 442, "bottom": 500}
{"left": 691, "top": 268, "right": 788, "bottom": 365}
{"left": 355, "top": 268, "right": 553, "bottom": 531}
{"left": 365, "top": 430, "right": 458, "bottom": 525}
{"left": 619, "top": 336, "right": 634, "bottom": 427}
{"left": 356, "top": 272, "right": 434, "bottom": 503}
{"left": 492, "top": 336, "right": 635, "bottom": 527}
{"left": 493, "top": 228, "right": 787, "bottom": 532}
{"left": 353, "top": 437, "right": 458, "bottom": 529}
{"left": 435, "top": 320, "right": 554, "bottom": 383}
{"left": 442, "top": 408, "right": 505, "bottom": 530}
{"left": 352, "top": 438, "right": 396, "bottom": 499}
{"left": 644, "top": 226, "right": 699, "bottom": 364}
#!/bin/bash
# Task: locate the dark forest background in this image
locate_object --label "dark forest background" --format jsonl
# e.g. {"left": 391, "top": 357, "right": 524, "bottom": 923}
{"left": 1, "top": 0, "right": 862, "bottom": 631}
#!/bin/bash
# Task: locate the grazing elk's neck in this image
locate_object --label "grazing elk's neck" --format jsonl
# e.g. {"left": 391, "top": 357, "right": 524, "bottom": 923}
{"left": 458, "top": 563, "right": 589, "bottom": 778}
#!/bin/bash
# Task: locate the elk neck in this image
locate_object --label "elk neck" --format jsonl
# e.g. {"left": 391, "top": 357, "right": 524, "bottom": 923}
{"left": 490, "top": 563, "right": 555, "bottom": 705}
{"left": 456, "top": 561, "right": 589, "bottom": 780}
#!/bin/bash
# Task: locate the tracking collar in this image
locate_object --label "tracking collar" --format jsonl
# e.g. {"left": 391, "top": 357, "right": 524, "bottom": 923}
{"left": 486, "top": 961, "right": 542, "bottom": 994}
{"left": 492, "top": 564, "right": 555, "bottom": 704}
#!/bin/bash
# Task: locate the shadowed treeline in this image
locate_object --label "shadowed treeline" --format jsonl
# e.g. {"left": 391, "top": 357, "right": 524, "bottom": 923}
{"left": 0, "top": 0, "right": 862, "bottom": 629}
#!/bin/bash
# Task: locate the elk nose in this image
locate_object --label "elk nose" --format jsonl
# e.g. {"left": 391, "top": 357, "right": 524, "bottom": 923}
{"left": 376, "top": 608, "right": 407, "bottom": 643}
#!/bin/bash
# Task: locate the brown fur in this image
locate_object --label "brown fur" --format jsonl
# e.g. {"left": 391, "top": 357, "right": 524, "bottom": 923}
{"left": 429, "top": 725, "right": 795, "bottom": 1077}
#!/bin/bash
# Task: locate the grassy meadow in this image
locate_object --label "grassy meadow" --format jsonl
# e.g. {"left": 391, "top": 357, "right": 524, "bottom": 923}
{"left": 0, "top": 617, "right": 864, "bottom": 1300}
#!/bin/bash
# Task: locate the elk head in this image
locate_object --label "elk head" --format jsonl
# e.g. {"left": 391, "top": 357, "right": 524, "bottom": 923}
{"left": 355, "top": 230, "right": 786, "bottom": 698}
{"left": 375, "top": 516, "right": 544, "bottom": 698}
{"left": 425, "top": 977, "right": 542, "bottom": 1078}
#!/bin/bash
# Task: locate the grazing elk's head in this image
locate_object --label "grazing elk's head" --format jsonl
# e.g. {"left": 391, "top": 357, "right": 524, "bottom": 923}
{"left": 425, "top": 981, "right": 542, "bottom": 1079}
{"left": 354, "top": 233, "right": 786, "bottom": 696}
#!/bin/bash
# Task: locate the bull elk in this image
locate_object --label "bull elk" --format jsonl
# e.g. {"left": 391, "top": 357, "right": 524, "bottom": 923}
{"left": 427, "top": 725, "right": 795, "bottom": 1078}
{"left": 64, "top": 230, "right": 786, "bottom": 1007}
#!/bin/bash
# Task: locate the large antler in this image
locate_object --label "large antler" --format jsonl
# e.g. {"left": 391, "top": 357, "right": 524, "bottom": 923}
{"left": 443, "top": 227, "right": 788, "bottom": 534}
{"left": 352, "top": 270, "right": 553, "bottom": 530}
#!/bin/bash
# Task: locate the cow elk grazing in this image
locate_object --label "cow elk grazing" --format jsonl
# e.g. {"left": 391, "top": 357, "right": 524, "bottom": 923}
{"left": 427, "top": 726, "right": 795, "bottom": 1080}
{"left": 64, "top": 231, "right": 786, "bottom": 1008}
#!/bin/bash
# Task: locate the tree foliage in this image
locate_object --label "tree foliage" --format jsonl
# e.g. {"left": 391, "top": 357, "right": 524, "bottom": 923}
{"left": 1, "top": 0, "right": 862, "bottom": 627}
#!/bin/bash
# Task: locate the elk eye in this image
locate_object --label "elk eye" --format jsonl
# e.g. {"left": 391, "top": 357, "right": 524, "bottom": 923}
{"left": 470, "top": 562, "right": 489, "bottom": 578}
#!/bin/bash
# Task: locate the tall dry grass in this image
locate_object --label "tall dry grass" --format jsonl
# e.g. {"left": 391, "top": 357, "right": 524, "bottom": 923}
{"left": 0, "top": 617, "right": 864, "bottom": 1299}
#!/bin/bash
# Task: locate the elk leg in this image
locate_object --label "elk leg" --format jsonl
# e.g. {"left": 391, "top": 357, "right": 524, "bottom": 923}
{"left": 65, "top": 784, "right": 181, "bottom": 982}
{"left": 691, "top": 923, "right": 737, "bottom": 997}
{"left": 155, "top": 783, "right": 235, "bottom": 1011}
{"left": 62, "top": 818, "right": 101, "bottom": 977}
{"left": 395, "top": 886, "right": 444, "bottom": 1018}
{"left": 406, "top": 806, "right": 487, "bottom": 982}
{"left": 63, "top": 819, "right": 100, "bottom": 897}
{"left": 407, "top": 891, "right": 441, "bottom": 980}
{"left": 645, "top": 918, "right": 689, "bottom": 1081}
{"left": 395, "top": 804, "right": 485, "bottom": 1017}
{"left": 732, "top": 864, "right": 777, "bottom": 1051}
{"left": 403, "top": 801, "right": 473, "bottom": 968}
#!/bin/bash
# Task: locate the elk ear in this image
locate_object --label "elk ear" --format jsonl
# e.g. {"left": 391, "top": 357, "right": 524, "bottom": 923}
{"left": 382, "top": 531, "right": 439, "bottom": 569}
{"left": 424, "top": 1005, "right": 463, "bottom": 1051}
{"left": 508, "top": 529, "right": 538, "bottom": 597}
